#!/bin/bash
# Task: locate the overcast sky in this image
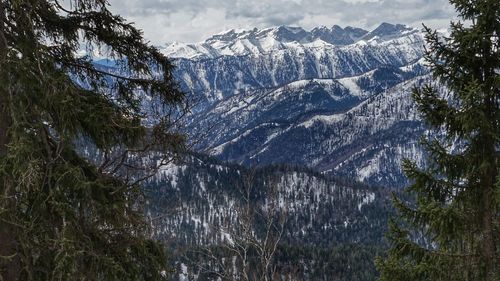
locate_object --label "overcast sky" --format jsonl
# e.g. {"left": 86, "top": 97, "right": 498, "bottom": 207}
{"left": 107, "top": 0, "right": 458, "bottom": 45}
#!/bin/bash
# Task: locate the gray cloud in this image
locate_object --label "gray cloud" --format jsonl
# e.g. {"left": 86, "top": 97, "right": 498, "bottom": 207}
{"left": 108, "top": 0, "right": 458, "bottom": 44}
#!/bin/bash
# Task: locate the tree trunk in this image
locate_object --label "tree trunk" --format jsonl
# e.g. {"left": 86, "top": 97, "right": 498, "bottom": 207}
{"left": 481, "top": 152, "right": 495, "bottom": 281}
{"left": 482, "top": 103, "right": 496, "bottom": 281}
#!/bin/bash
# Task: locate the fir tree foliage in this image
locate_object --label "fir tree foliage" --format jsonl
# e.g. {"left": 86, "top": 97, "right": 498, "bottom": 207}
{"left": 377, "top": 0, "right": 499, "bottom": 280}
{"left": 0, "top": 0, "right": 185, "bottom": 280}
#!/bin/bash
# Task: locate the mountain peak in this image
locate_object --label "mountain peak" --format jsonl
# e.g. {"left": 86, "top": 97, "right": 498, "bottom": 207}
{"left": 275, "top": 25, "right": 305, "bottom": 33}
{"left": 205, "top": 25, "right": 309, "bottom": 43}
{"left": 344, "top": 26, "right": 369, "bottom": 38}
{"left": 163, "top": 23, "right": 421, "bottom": 59}
{"left": 374, "top": 22, "right": 411, "bottom": 33}
{"left": 310, "top": 25, "right": 369, "bottom": 45}
{"left": 206, "top": 28, "right": 256, "bottom": 42}
{"left": 204, "top": 23, "right": 412, "bottom": 44}
{"left": 331, "top": 25, "right": 344, "bottom": 31}
{"left": 362, "top": 22, "right": 416, "bottom": 41}
{"left": 270, "top": 25, "right": 308, "bottom": 42}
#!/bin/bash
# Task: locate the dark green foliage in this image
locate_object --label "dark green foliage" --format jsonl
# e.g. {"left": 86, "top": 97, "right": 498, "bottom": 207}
{"left": 177, "top": 244, "right": 383, "bottom": 281}
{"left": 0, "top": 0, "right": 185, "bottom": 280}
{"left": 377, "top": 0, "right": 500, "bottom": 280}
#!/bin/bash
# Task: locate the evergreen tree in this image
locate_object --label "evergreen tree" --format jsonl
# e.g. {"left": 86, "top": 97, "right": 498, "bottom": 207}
{"left": 0, "top": 0, "right": 185, "bottom": 280}
{"left": 377, "top": 0, "right": 499, "bottom": 280}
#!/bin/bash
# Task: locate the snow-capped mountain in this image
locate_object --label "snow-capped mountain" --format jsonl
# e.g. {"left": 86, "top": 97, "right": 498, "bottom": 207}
{"left": 162, "top": 23, "right": 425, "bottom": 107}
{"left": 156, "top": 23, "right": 430, "bottom": 187}
{"left": 190, "top": 72, "right": 428, "bottom": 187}
{"left": 163, "top": 23, "right": 418, "bottom": 59}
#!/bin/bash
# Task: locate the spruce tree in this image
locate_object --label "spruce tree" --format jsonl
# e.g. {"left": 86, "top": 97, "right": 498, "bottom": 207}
{"left": 377, "top": 0, "right": 499, "bottom": 280}
{"left": 0, "top": 0, "right": 185, "bottom": 280}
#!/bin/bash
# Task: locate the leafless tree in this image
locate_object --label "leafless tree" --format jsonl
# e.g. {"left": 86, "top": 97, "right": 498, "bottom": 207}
{"left": 189, "top": 169, "right": 287, "bottom": 281}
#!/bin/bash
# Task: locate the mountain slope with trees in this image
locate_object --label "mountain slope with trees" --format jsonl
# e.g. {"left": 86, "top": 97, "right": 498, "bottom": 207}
{"left": 144, "top": 154, "right": 395, "bottom": 281}
{"left": 160, "top": 23, "right": 431, "bottom": 188}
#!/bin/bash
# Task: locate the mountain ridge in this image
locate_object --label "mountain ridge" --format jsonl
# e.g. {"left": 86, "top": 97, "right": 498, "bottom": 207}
{"left": 162, "top": 22, "right": 420, "bottom": 60}
{"left": 158, "top": 22, "right": 432, "bottom": 188}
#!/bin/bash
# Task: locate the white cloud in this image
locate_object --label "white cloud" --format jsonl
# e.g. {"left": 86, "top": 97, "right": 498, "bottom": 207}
{"left": 107, "top": 0, "right": 458, "bottom": 44}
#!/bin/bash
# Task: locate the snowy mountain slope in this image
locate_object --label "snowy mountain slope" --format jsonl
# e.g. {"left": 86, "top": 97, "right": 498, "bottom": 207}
{"left": 187, "top": 78, "right": 362, "bottom": 152}
{"left": 189, "top": 64, "right": 424, "bottom": 147}
{"left": 160, "top": 23, "right": 432, "bottom": 187}
{"left": 144, "top": 154, "right": 393, "bottom": 280}
{"left": 145, "top": 154, "right": 392, "bottom": 247}
{"left": 183, "top": 65, "right": 428, "bottom": 187}
{"left": 210, "top": 75, "right": 428, "bottom": 186}
{"left": 165, "top": 23, "right": 425, "bottom": 107}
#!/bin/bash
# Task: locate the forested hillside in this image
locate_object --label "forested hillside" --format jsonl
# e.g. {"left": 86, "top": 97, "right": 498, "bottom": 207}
{"left": 144, "top": 154, "right": 395, "bottom": 280}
